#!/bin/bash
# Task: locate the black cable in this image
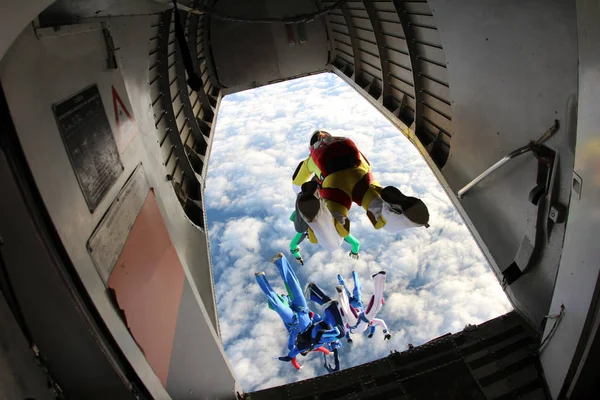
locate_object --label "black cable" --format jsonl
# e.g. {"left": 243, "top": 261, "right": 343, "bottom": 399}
{"left": 539, "top": 304, "right": 565, "bottom": 352}
{"left": 195, "top": 0, "right": 347, "bottom": 24}
{"left": 0, "top": 241, "right": 67, "bottom": 399}
{"left": 0, "top": 239, "right": 34, "bottom": 345}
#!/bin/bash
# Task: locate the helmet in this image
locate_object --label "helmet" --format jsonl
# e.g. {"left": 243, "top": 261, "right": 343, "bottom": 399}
{"left": 310, "top": 130, "right": 331, "bottom": 146}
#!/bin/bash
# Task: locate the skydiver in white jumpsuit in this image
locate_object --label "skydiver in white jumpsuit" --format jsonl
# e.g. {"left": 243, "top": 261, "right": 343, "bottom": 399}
{"left": 336, "top": 271, "right": 391, "bottom": 342}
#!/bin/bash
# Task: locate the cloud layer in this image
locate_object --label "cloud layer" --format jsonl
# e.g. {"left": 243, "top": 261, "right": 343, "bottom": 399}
{"left": 205, "top": 73, "right": 512, "bottom": 392}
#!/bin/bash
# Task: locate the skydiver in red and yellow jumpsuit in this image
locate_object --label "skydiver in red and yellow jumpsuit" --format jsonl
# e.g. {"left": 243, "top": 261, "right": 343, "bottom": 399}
{"left": 292, "top": 130, "right": 430, "bottom": 251}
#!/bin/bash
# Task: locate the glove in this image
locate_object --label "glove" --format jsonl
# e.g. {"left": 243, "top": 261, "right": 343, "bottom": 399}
{"left": 347, "top": 338, "right": 353, "bottom": 344}
{"left": 278, "top": 356, "right": 293, "bottom": 362}
{"left": 368, "top": 333, "right": 373, "bottom": 339}
{"left": 384, "top": 334, "right": 392, "bottom": 341}
{"left": 349, "top": 251, "right": 359, "bottom": 260}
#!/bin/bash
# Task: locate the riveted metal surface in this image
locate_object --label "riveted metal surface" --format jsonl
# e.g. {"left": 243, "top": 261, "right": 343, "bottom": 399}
{"left": 392, "top": 0, "right": 451, "bottom": 166}
{"left": 0, "top": 20, "right": 171, "bottom": 398}
{"left": 540, "top": 0, "right": 600, "bottom": 397}
{"left": 173, "top": 11, "right": 208, "bottom": 174}
{"left": 339, "top": 1, "right": 362, "bottom": 80}
{"left": 2, "top": 1, "right": 595, "bottom": 398}
{"left": 149, "top": 9, "right": 213, "bottom": 235}
{"left": 348, "top": 3, "right": 383, "bottom": 94}
{"left": 428, "top": 0, "right": 577, "bottom": 331}
{"left": 156, "top": 11, "right": 196, "bottom": 185}
{"left": 9, "top": 9, "right": 230, "bottom": 395}
{"left": 0, "top": 135, "right": 139, "bottom": 399}
{"left": 209, "top": 0, "right": 328, "bottom": 93}
{"left": 362, "top": 0, "right": 391, "bottom": 103}
{"left": 201, "top": 0, "right": 221, "bottom": 91}
{"left": 323, "top": 0, "right": 453, "bottom": 167}
{"left": 108, "top": 11, "right": 226, "bottom": 376}
{"left": 390, "top": 0, "right": 424, "bottom": 139}
{"left": 37, "top": 0, "right": 168, "bottom": 26}
{"left": 0, "top": 0, "right": 54, "bottom": 61}
{"left": 187, "top": 12, "right": 214, "bottom": 120}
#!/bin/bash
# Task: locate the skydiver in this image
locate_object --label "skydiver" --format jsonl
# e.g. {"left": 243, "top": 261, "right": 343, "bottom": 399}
{"left": 286, "top": 310, "right": 339, "bottom": 370}
{"left": 267, "top": 292, "right": 335, "bottom": 370}
{"left": 305, "top": 281, "right": 346, "bottom": 337}
{"left": 337, "top": 271, "right": 391, "bottom": 342}
{"left": 255, "top": 253, "right": 341, "bottom": 369}
{"left": 337, "top": 271, "right": 364, "bottom": 310}
{"left": 305, "top": 281, "right": 347, "bottom": 373}
{"left": 292, "top": 130, "right": 430, "bottom": 252}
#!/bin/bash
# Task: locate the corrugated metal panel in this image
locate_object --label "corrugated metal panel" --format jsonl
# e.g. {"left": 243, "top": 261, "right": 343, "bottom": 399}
{"left": 323, "top": 0, "right": 453, "bottom": 168}
{"left": 148, "top": 9, "right": 221, "bottom": 230}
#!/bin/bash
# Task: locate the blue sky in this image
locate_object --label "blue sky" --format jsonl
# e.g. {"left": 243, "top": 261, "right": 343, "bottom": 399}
{"left": 204, "top": 73, "right": 512, "bottom": 392}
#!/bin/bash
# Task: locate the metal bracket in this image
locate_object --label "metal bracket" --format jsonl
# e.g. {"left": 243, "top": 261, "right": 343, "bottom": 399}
{"left": 35, "top": 22, "right": 104, "bottom": 38}
{"left": 155, "top": 0, "right": 195, "bottom": 13}
{"left": 549, "top": 204, "right": 567, "bottom": 223}
{"left": 297, "top": 22, "right": 307, "bottom": 44}
{"left": 501, "top": 143, "right": 559, "bottom": 285}
{"left": 572, "top": 171, "right": 583, "bottom": 200}
{"left": 102, "top": 25, "right": 118, "bottom": 70}
{"left": 458, "top": 120, "right": 559, "bottom": 199}
{"left": 285, "top": 24, "right": 296, "bottom": 46}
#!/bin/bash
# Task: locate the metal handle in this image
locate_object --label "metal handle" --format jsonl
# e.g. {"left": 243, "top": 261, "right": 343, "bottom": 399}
{"left": 457, "top": 120, "right": 559, "bottom": 199}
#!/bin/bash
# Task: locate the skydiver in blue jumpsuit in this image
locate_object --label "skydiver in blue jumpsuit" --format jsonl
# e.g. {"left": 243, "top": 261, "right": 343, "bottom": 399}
{"left": 255, "top": 253, "right": 341, "bottom": 366}
{"left": 338, "top": 271, "right": 364, "bottom": 309}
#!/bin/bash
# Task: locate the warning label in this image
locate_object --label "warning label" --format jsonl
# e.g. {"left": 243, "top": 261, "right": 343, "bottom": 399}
{"left": 112, "top": 86, "right": 137, "bottom": 152}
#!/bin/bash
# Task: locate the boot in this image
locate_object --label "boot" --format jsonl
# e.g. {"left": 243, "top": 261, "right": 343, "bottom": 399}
{"left": 270, "top": 252, "right": 284, "bottom": 263}
{"left": 371, "top": 270, "right": 386, "bottom": 279}
{"left": 381, "top": 186, "right": 429, "bottom": 227}
{"left": 297, "top": 181, "right": 321, "bottom": 222}
{"left": 383, "top": 329, "right": 391, "bottom": 340}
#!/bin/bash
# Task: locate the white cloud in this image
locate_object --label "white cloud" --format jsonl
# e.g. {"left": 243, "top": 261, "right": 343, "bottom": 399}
{"left": 205, "top": 73, "right": 512, "bottom": 392}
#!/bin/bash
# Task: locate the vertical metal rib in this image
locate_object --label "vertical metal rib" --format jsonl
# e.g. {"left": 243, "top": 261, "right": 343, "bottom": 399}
{"left": 316, "top": 0, "right": 336, "bottom": 65}
{"left": 391, "top": 0, "right": 425, "bottom": 137}
{"left": 186, "top": 11, "right": 214, "bottom": 119}
{"left": 157, "top": 10, "right": 195, "bottom": 179}
{"left": 362, "top": 0, "right": 391, "bottom": 103}
{"left": 340, "top": 2, "right": 362, "bottom": 82}
{"left": 174, "top": 10, "right": 209, "bottom": 157}
{"left": 201, "top": 1, "right": 221, "bottom": 90}
{"left": 187, "top": 12, "right": 199, "bottom": 71}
